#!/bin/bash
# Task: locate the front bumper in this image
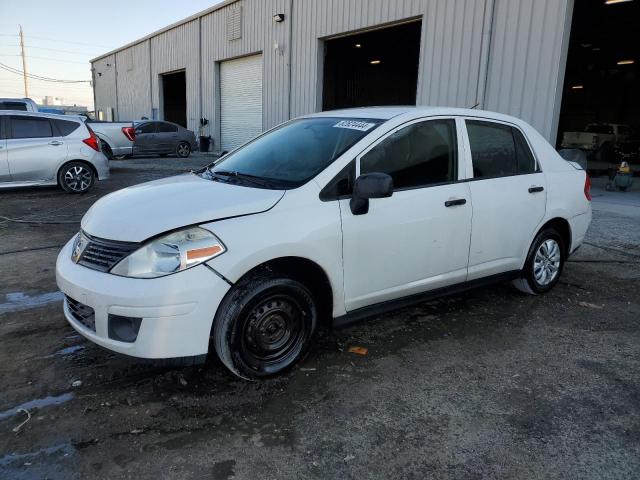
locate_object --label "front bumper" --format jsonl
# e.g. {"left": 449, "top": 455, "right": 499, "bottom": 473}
{"left": 56, "top": 238, "right": 230, "bottom": 359}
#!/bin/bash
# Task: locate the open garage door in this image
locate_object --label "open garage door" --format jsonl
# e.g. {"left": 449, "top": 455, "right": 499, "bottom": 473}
{"left": 322, "top": 21, "right": 421, "bottom": 111}
{"left": 220, "top": 54, "right": 263, "bottom": 152}
{"left": 161, "top": 70, "right": 187, "bottom": 128}
{"left": 557, "top": 0, "right": 639, "bottom": 174}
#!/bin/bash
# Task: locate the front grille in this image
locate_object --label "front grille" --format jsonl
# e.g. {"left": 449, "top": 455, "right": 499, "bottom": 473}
{"left": 66, "top": 296, "right": 96, "bottom": 332}
{"left": 77, "top": 233, "right": 139, "bottom": 272}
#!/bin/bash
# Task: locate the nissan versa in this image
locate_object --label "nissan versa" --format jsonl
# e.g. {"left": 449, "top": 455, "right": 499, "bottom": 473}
{"left": 56, "top": 107, "right": 592, "bottom": 380}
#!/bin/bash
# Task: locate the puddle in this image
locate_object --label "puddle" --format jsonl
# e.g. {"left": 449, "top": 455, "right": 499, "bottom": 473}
{"left": 0, "top": 442, "right": 74, "bottom": 468}
{"left": 0, "top": 292, "right": 64, "bottom": 315}
{"left": 43, "top": 345, "right": 85, "bottom": 358}
{"left": 0, "top": 393, "right": 74, "bottom": 421}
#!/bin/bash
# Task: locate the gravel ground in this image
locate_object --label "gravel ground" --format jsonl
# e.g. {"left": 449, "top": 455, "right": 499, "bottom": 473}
{"left": 0, "top": 160, "right": 639, "bottom": 480}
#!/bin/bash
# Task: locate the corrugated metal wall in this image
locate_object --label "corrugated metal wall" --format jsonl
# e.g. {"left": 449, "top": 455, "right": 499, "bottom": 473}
{"left": 91, "top": 0, "right": 573, "bottom": 144}
{"left": 92, "top": 55, "right": 117, "bottom": 120}
{"left": 115, "top": 41, "right": 151, "bottom": 121}
{"left": 201, "top": 0, "right": 289, "bottom": 149}
{"left": 289, "top": 0, "right": 487, "bottom": 117}
{"left": 150, "top": 20, "right": 200, "bottom": 132}
{"left": 484, "top": 0, "right": 573, "bottom": 142}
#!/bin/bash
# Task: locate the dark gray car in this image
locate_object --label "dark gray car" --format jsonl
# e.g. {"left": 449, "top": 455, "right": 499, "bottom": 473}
{"left": 132, "top": 121, "right": 196, "bottom": 158}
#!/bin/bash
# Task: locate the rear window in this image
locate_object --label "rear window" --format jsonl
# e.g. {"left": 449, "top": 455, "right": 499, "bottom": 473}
{"left": 0, "top": 102, "right": 28, "bottom": 111}
{"left": 10, "top": 116, "right": 53, "bottom": 139}
{"left": 53, "top": 119, "right": 80, "bottom": 136}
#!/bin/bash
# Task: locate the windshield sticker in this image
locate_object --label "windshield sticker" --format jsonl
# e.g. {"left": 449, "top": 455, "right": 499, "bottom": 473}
{"left": 332, "top": 120, "right": 376, "bottom": 132}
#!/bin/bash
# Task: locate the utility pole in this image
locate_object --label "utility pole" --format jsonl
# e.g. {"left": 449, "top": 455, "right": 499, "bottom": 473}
{"left": 19, "top": 25, "right": 28, "bottom": 97}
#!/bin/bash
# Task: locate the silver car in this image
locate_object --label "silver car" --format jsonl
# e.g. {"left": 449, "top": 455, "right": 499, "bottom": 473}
{"left": 132, "top": 121, "right": 196, "bottom": 158}
{"left": 0, "top": 111, "right": 109, "bottom": 193}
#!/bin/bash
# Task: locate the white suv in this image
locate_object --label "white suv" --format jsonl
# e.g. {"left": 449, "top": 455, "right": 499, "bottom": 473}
{"left": 56, "top": 107, "right": 592, "bottom": 379}
{"left": 0, "top": 111, "right": 109, "bottom": 193}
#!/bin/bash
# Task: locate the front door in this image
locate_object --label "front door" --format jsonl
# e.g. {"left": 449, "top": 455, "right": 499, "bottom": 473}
{"left": 6, "top": 115, "right": 67, "bottom": 183}
{"left": 0, "top": 116, "right": 9, "bottom": 182}
{"left": 340, "top": 118, "right": 473, "bottom": 312}
{"left": 462, "top": 119, "right": 547, "bottom": 279}
{"left": 134, "top": 122, "right": 158, "bottom": 153}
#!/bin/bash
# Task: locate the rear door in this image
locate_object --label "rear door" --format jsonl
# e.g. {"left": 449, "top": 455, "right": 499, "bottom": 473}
{"left": 6, "top": 115, "right": 67, "bottom": 183}
{"left": 0, "top": 116, "right": 10, "bottom": 182}
{"left": 133, "top": 122, "right": 158, "bottom": 153}
{"left": 462, "top": 119, "right": 546, "bottom": 280}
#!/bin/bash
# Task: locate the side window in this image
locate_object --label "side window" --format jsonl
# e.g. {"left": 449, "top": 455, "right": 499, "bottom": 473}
{"left": 52, "top": 119, "right": 80, "bottom": 136}
{"left": 360, "top": 119, "right": 457, "bottom": 190}
{"left": 466, "top": 120, "right": 537, "bottom": 178}
{"left": 137, "top": 123, "right": 156, "bottom": 134}
{"left": 320, "top": 161, "right": 356, "bottom": 200}
{"left": 513, "top": 128, "right": 537, "bottom": 174}
{"left": 10, "top": 116, "right": 53, "bottom": 139}
{"left": 157, "top": 122, "right": 178, "bottom": 133}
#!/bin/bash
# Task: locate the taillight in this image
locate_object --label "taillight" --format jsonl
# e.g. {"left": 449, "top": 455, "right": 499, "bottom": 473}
{"left": 584, "top": 174, "right": 592, "bottom": 201}
{"left": 83, "top": 127, "right": 100, "bottom": 152}
{"left": 122, "top": 126, "right": 136, "bottom": 141}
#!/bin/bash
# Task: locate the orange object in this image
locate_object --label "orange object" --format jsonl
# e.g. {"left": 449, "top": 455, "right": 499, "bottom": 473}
{"left": 187, "top": 245, "right": 223, "bottom": 260}
{"left": 348, "top": 346, "right": 368, "bottom": 355}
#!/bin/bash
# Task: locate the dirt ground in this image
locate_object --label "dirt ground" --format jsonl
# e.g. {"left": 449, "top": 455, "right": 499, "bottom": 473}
{"left": 1, "top": 157, "right": 639, "bottom": 480}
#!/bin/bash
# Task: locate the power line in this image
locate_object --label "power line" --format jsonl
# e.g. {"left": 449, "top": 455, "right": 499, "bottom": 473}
{"left": 0, "top": 62, "right": 91, "bottom": 83}
{"left": 0, "top": 54, "right": 89, "bottom": 65}
{"left": 1, "top": 44, "right": 102, "bottom": 56}
{"left": 0, "top": 33, "right": 113, "bottom": 49}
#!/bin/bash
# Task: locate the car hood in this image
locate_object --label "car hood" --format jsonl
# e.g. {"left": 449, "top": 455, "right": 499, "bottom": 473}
{"left": 81, "top": 173, "right": 285, "bottom": 242}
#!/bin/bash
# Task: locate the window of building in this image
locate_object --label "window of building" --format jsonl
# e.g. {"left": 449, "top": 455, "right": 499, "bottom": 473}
{"left": 360, "top": 119, "right": 457, "bottom": 190}
{"left": 10, "top": 116, "right": 53, "bottom": 139}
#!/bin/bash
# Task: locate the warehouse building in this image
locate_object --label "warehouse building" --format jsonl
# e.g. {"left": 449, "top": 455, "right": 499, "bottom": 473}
{"left": 91, "top": 0, "right": 639, "bottom": 154}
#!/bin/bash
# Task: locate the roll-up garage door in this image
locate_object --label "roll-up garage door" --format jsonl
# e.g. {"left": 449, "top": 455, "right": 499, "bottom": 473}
{"left": 220, "top": 54, "right": 263, "bottom": 152}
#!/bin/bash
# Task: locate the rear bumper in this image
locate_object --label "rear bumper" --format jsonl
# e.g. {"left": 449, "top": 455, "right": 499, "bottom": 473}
{"left": 55, "top": 237, "right": 230, "bottom": 359}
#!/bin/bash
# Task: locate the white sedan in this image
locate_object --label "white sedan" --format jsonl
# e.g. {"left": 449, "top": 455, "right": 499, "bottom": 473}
{"left": 56, "top": 107, "right": 592, "bottom": 379}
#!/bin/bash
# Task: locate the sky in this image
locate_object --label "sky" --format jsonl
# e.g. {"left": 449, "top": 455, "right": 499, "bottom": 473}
{"left": 0, "top": 0, "right": 221, "bottom": 109}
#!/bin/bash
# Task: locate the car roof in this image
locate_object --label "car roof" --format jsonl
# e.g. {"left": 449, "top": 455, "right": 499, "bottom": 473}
{"left": 0, "top": 110, "right": 82, "bottom": 121}
{"left": 303, "top": 106, "right": 529, "bottom": 125}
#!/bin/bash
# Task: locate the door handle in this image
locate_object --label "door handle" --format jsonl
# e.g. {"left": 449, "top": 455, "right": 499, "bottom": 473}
{"left": 528, "top": 186, "right": 544, "bottom": 193}
{"left": 49, "top": 140, "right": 63, "bottom": 146}
{"left": 445, "top": 198, "right": 467, "bottom": 207}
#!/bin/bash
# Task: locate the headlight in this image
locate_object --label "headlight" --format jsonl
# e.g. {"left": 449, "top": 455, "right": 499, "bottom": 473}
{"left": 110, "top": 226, "right": 225, "bottom": 278}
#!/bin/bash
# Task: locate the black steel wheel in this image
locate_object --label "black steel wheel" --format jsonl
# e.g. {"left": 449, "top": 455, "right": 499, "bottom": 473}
{"left": 58, "top": 161, "right": 95, "bottom": 194}
{"left": 176, "top": 142, "right": 191, "bottom": 158}
{"left": 213, "top": 272, "right": 318, "bottom": 380}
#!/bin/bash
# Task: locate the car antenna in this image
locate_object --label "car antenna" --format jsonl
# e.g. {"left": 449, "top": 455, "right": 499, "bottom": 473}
{"left": 469, "top": 103, "right": 480, "bottom": 109}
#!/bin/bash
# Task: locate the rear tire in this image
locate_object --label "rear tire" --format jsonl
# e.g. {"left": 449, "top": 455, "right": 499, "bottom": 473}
{"left": 176, "top": 142, "right": 191, "bottom": 158}
{"left": 213, "top": 272, "right": 318, "bottom": 380}
{"left": 58, "top": 161, "right": 95, "bottom": 194}
{"left": 513, "top": 227, "right": 565, "bottom": 295}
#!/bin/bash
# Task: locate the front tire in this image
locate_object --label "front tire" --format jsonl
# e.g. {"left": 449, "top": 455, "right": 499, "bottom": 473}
{"left": 58, "top": 161, "right": 95, "bottom": 194}
{"left": 513, "top": 227, "right": 564, "bottom": 295}
{"left": 176, "top": 142, "right": 191, "bottom": 158}
{"left": 213, "top": 272, "right": 318, "bottom": 380}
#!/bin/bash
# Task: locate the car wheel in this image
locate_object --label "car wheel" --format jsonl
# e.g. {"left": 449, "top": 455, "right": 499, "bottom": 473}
{"left": 58, "top": 162, "right": 95, "bottom": 194}
{"left": 213, "top": 271, "right": 318, "bottom": 380}
{"left": 176, "top": 142, "right": 191, "bottom": 158}
{"left": 513, "top": 227, "right": 564, "bottom": 295}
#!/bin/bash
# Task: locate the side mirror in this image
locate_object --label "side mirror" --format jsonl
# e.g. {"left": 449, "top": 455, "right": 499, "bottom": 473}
{"left": 350, "top": 172, "right": 393, "bottom": 215}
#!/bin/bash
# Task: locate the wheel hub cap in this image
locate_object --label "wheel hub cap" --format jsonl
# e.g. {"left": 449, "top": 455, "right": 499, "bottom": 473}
{"left": 533, "top": 239, "right": 561, "bottom": 286}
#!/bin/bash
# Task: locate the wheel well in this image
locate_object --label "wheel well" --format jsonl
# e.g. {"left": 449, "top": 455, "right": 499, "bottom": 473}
{"left": 57, "top": 160, "right": 97, "bottom": 184}
{"left": 238, "top": 257, "right": 334, "bottom": 326}
{"left": 540, "top": 217, "right": 572, "bottom": 257}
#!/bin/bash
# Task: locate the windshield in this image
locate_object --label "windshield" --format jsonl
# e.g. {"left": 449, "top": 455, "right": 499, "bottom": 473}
{"left": 585, "top": 124, "right": 613, "bottom": 134}
{"left": 203, "top": 117, "right": 382, "bottom": 189}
